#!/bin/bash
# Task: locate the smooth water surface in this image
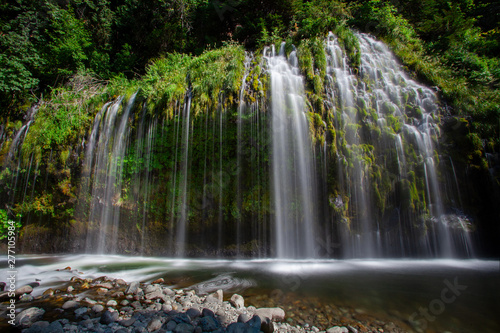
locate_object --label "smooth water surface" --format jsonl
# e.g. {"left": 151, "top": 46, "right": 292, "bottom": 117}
{"left": 1, "top": 256, "right": 498, "bottom": 332}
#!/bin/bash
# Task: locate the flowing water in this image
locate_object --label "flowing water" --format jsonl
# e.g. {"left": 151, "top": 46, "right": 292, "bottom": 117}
{"left": 1, "top": 33, "right": 478, "bottom": 259}
{"left": 323, "top": 33, "right": 473, "bottom": 258}
{"left": 265, "top": 43, "right": 318, "bottom": 259}
{"left": 1, "top": 256, "right": 498, "bottom": 333}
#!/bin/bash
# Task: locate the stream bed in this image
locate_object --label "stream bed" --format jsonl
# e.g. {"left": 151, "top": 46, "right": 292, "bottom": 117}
{"left": 1, "top": 256, "right": 499, "bottom": 332}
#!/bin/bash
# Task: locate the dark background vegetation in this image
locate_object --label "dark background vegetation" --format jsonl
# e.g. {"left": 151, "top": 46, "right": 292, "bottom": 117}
{"left": 1, "top": 0, "right": 499, "bottom": 256}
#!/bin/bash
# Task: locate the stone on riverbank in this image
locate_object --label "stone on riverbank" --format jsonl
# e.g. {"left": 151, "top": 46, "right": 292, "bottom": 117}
{"left": 15, "top": 307, "right": 45, "bottom": 328}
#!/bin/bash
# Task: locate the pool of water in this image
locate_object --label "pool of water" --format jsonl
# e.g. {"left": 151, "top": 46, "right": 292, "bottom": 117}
{"left": 1, "top": 256, "right": 499, "bottom": 332}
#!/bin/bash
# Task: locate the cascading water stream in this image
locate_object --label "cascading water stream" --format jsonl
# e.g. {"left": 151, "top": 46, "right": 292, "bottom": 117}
{"left": 175, "top": 90, "right": 192, "bottom": 257}
{"left": 265, "top": 43, "right": 317, "bottom": 258}
{"left": 324, "top": 32, "right": 474, "bottom": 258}
{"left": 81, "top": 93, "right": 137, "bottom": 253}
{"left": 10, "top": 31, "right": 472, "bottom": 258}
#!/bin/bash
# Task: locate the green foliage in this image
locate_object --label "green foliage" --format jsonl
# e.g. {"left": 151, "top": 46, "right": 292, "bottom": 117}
{"left": 143, "top": 44, "right": 245, "bottom": 111}
{"left": 45, "top": 4, "right": 93, "bottom": 77}
{"left": 22, "top": 71, "right": 106, "bottom": 156}
{"left": 0, "top": 209, "right": 21, "bottom": 240}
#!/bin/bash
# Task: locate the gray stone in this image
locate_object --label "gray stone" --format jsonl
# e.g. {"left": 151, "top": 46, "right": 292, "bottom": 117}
{"left": 174, "top": 323, "right": 195, "bottom": 333}
{"left": 145, "top": 284, "right": 161, "bottom": 294}
{"left": 62, "top": 300, "right": 79, "bottom": 309}
{"left": 115, "top": 278, "right": 127, "bottom": 285}
{"left": 162, "top": 304, "right": 173, "bottom": 312}
{"left": 126, "top": 281, "right": 140, "bottom": 294}
{"left": 173, "top": 313, "right": 191, "bottom": 324}
{"left": 16, "top": 285, "right": 34, "bottom": 295}
{"left": 95, "top": 282, "right": 113, "bottom": 289}
{"left": 74, "top": 307, "right": 89, "bottom": 316}
{"left": 201, "top": 308, "right": 215, "bottom": 318}
{"left": 83, "top": 297, "right": 97, "bottom": 306}
{"left": 79, "top": 319, "right": 94, "bottom": 329}
{"left": 238, "top": 313, "right": 251, "bottom": 323}
{"left": 147, "top": 318, "right": 163, "bottom": 332}
{"left": 46, "top": 321, "right": 64, "bottom": 333}
{"left": 107, "top": 299, "right": 118, "bottom": 307}
{"left": 92, "top": 304, "right": 105, "bottom": 313}
{"left": 327, "top": 327, "right": 349, "bottom": 333}
{"left": 230, "top": 294, "right": 245, "bottom": 309}
{"left": 166, "top": 320, "right": 177, "bottom": 331}
{"left": 227, "top": 322, "right": 249, "bottom": 333}
{"left": 247, "top": 315, "right": 261, "bottom": 329}
{"left": 100, "top": 310, "right": 119, "bottom": 324}
{"left": 186, "top": 308, "right": 201, "bottom": 319}
{"left": 15, "top": 307, "right": 45, "bottom": 328}
{"left": 24, "top": 321, "right": 49, "bottom": 333}
{"left": 119, "top": 317, "right": 137, "bottom": 327}
{"left": 255, "top": 307, "right": 285, "bottom": 322}
{"left": 199, "top": 316, "right": 220, "bottom": 331}
{"left": 145, "top": 289, "right": 167, "bottom": 301}
{"left": 163, "top": 287, "right": 175, "bottom": 296}
{"left": 131, "top": 301, "right": 143, "bottom": 309}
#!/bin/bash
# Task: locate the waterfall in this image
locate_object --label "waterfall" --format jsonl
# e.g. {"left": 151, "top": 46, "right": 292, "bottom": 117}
{"left": 265, "top": 43, "right": 317, "bottom": 258}
{"left": 82, "top": 93, "right": 137, "bottom": 253}
{"left": 2, "top": 31, "right": 478, "bottom": 258}
{"left": 325, "top": 32, "right": 473, "bottom": 258}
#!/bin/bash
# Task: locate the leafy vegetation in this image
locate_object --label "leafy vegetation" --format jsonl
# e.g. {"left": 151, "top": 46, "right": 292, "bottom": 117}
{"left": 0, "top": 0, "right": 499, "bottom": 255}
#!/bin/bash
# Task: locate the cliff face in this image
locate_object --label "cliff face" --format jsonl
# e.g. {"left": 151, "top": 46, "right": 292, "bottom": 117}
{"left": 1, "top": 32, "right": 497, "bottom": 258}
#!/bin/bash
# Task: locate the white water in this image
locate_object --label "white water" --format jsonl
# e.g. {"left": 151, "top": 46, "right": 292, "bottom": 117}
{"left": 81, "top": 93, "right": 137, "bottom": 253}
{"left": 325, "top": 32, "right": 474, "bottom": 257}
{"left": 265, "top": 43, "right": 317, "bottom": 258}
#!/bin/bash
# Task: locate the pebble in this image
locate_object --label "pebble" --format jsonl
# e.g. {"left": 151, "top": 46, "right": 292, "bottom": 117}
{"left": 92, "top": 304, "right": 105, "bottom": 313}
{"left": 62, "top": 300, "right": 79, "bottom": 309}
{"left": 107, "top": 299, "right": 118, "bottom": 306}
{"left": 230, "top": 294, "right": 245, "bottom": 309}
{"left": 146, "top": 318, "right": 162, "bottom": 332}
{"left": 10, "top": 278, "right": 405, "bottom": 333}
{"left": 100, "top": 309, "right": 119, "bottom": 324}
{"left": 75, "top": 307, "right": 89, "bottom": 316}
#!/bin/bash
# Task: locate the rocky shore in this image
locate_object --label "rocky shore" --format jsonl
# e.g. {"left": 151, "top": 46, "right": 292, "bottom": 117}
{"left": 1, "top": 274, "right": 408, "bottom": 333}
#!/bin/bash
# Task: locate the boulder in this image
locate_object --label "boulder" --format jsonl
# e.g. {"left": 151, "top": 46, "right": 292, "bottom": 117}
{"left": 92, "top": 304, "right": 104, "bottom": 313}
{"left": 147, "top": 318, "right": 162, "bottom": 332}
{"left": 199, "top": 316, "right": 220, "bottom": 331}
{"left": 15, "top": 307, "right": 45, "bottom": 328}
{"left": 174, "top": 323, "right": 195, "bottom": 333}
{"left": 100, "top": 310, "right": 119, "bottom": 324}
{"left": 255, "top": 307, "right": 285, "bottom": 322}
{"left": 230, "top": 294, "right": 245, "bottom": 309}
{"left": 62, "top": 300, "right": 79, "bottom": 310}
{"left": 125, "top": 281, "right": 140, "bottom": 295}
{"left": 327, "top": 327, "right": 348, "bottom": 333}
{"left": 186, "top": 308, "right": 201, "bottom": 319}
